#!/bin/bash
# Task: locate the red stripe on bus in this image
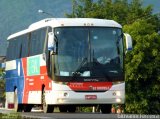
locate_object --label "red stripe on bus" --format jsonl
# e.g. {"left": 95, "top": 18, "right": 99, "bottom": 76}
{"left": 40, "top": 66, "right": 47, "bottom": 74}
{"left": 67, "top": 82, "right": 112, "bottom": 91}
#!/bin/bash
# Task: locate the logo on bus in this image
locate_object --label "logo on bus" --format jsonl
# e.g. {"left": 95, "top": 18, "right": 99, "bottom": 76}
{"left": 27, "top": 56, "right": 40, "bottom": 76}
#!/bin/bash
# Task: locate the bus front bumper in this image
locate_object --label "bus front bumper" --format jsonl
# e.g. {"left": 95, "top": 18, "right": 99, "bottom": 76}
{"left": 45, "top": 90, "right": 125, "bottom": 105}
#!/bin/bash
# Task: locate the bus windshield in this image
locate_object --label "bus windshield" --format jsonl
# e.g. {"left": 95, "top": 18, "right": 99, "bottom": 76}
{"left": 54, "top": 27, "right": 124, "bottom": 80}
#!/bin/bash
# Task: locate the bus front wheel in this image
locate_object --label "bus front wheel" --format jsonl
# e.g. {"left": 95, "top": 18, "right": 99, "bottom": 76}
{"left": 42, "top": 89, "right": 54, "bottom": 113}
{"left": 59, "top": 105, "right": 67, "bottom": 112}
{"left": 68, "top": 105, "right": 76, "bottom": 112}
{"left": 59, "top": 105, "right": 76, "bottom": 112}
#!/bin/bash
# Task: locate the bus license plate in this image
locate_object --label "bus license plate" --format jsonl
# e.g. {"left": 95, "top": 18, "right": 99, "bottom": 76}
{"left": 85, "top": 95, "right": 97, "bottom": 100}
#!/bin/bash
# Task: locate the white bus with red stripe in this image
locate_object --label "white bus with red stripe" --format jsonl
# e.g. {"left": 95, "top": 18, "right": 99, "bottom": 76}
{"left": 5, "top": 18, "right": 132, "bottom": 113}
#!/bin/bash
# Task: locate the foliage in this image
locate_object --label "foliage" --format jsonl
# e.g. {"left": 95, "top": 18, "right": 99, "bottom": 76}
{"left": 66, "top": 0, "right": 160, "bottom": 114}
{"left": 66, "top": 0, "right": 160, "bottom": 27}
{"left": 78, "top": 106, "right": 93, "bottom": 112}
{"left": 0, "top": 113, "right": 22, "bottom": 119}
{"left": 0, "top": 68, "right": 5, "bottom": 79}
{"left": 0, "top": 68, "right": 5, "bottom": 106}
{"left": 124, "top": 20, "right": 160, "bottom": 114}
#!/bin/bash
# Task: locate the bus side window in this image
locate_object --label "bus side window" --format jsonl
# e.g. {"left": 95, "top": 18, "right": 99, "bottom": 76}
{"left": 6, "top": 35, "right": 29, "bottom": 61}
{"left": 29, "top": 28, "right": 46, "bottom": 56}
{"left": 15, "top": 37, "right": 22, "bottom": 59}
{"left": 21, "top": 34, "right": 29, "bottom": 58}
{"left": 6, "top": 40, "right": 13, "bottom": 61}
{"left": 6, "top": 39, "right": 17, "bottom": 61}
{"left": 30, "top": 31, "right": 38, "bottom": 56}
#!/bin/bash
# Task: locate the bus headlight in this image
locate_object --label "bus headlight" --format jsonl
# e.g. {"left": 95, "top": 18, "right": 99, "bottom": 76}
{"left": 57, "top": 98, "right": 64, "bottom": 103}
{"left": 116, "top": 98, "right": 122, "bottom": 103}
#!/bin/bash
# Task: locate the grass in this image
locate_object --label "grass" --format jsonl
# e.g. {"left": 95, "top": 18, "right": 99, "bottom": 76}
{"left": 0, "top": 113, "right": 39, "bottom": 119}
{"left": 0, "top": 113, "right": 22, "bottom": 119}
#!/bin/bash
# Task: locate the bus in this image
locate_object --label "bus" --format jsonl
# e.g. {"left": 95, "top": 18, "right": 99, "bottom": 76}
{"left": 5, "top": 18, "right": 132, "bottom": 113}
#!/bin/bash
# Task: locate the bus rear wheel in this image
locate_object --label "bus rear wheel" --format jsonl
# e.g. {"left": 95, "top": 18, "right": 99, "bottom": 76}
{"left": 42, "top": 89, "right": 54, "bottom": 113}
{"left": 23, "top": 104, "right": 32, "bottom": 112}
{"left": 14, "top": 88, "right": 23, "bottom": 112}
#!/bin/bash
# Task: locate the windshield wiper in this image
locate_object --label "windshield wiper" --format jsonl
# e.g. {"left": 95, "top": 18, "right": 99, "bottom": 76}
{"left": 72, "top": 57, "right": 88, "bottom": 76}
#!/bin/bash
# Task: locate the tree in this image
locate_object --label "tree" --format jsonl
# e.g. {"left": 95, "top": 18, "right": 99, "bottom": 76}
{"left": 67, "top": 0, "right": 160, "bottom": 26}
{"left": 0, "top": 68, "right": 5, "bottom": 107}
{"left": 124, "top": 20, "right": 160, "bottom": 114}
{"left": 66, "top": 0, "right": 160, "bottom": 114}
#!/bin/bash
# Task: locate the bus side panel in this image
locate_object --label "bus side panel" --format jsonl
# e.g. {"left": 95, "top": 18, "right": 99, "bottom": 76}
{"left": 21, "top": 55, "right": 52, "bottom": 104}
{"left": 5, "top": 59, "right": 25, "bottom": 105}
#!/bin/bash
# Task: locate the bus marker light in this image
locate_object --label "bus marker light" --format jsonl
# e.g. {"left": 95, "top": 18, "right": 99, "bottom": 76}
{"left": 57, "top": 98, "right": 64, "bottom": 103}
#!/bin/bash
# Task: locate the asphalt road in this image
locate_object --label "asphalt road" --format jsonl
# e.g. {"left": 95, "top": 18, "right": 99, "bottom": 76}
{"left": 22, "top": 112, "right": 118, "bottom": 119}
{"left": 0, "top": 108, "right": 118, "bottom": 119}
{"left": 1, "top": 108, "right": 159, "bottom": 119}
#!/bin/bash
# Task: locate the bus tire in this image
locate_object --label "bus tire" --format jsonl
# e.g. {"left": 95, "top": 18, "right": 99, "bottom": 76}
{"left": 67, "top": 105, "right": 76, "bottom": 112}
{"left": 59, "top": 105, "right": 67, "bottom": 112}
{"left": 23, "top": 104, "right": 32, "bottom": 112}
{"left": 44, "top": 104, "right": 54, "bottom": 113}
{"left": 100, "top": 104, "right": 111, "bottom": 114}
{"left": 14, "top": 88, "right": 23, "bottom": 112}
{"left": 42, "top": 89, "right": 54, "bottom": 113}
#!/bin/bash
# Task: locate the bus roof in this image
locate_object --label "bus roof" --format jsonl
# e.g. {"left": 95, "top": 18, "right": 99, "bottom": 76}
{"left": 7, "top": 18, "right": 122, "bottom": 40}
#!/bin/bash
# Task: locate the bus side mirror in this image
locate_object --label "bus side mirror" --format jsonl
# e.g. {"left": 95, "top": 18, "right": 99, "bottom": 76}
{"left": 124, "top": 33, "right": 132, "bottom": 53}
{"left": 48, "top": 32, "right": 55, "bottom": 50}
{"left": 48, "top": 32, "right": 55, "bottom": 51}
